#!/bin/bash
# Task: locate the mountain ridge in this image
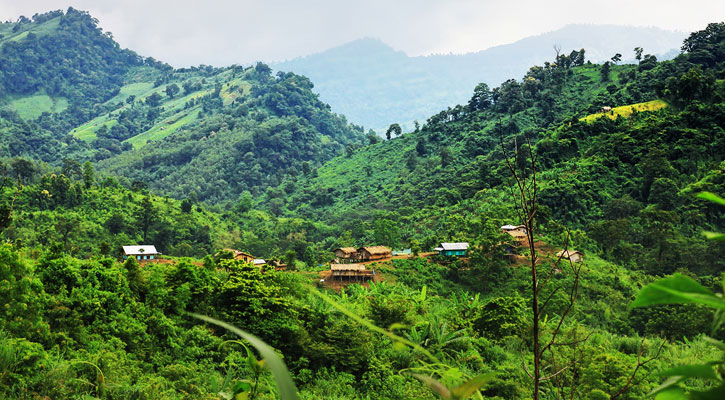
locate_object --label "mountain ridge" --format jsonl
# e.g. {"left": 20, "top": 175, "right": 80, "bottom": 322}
{"left": 273, "top": 24, "right": 688, "bottom": 130}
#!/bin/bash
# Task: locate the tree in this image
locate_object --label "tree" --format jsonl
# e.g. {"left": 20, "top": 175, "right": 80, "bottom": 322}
{"left": 386, "top": 123, "right": 402, "bottom": 140}
{"left": 145, "top": 92, "right": 162, "bottom": 107}
{"left": 284, "top": 250, "right": 297, "bottom": 270}
{"left": 601, "top": 61, "right": 612, "bottom": 82}
{"left": 165, "top": 83, "right": 179, "bottom": 98}
{"left": 611, "top": 53, "right": 622, "bottom": 64}
{"left": 135, "top": 196, "right": 157, "bottom": 242}
{"left": 439, "top": 147, "right": 452, "bottom": 168}
{"left": 82, "top": 161, "right": 94, "bottom": 189}
{"left": 501, "top": 132, "right": 583, "bottom": 400}
{"left": 634, "top": 47, "right": 643, "bottom": 61}
{"left": 367, "top": 133, "right": 379, "bottom": 145}
{"left": 11, "top": 158, "right": 34, "bottom": 183}
{"left": 125, "top": 94, "right": 136, "bottom": 105}
{"left": 468, "top": 83, "right": 493, "bottom": 111}
{"left": 181, "top": 199, "right": 192, "bottom": 213}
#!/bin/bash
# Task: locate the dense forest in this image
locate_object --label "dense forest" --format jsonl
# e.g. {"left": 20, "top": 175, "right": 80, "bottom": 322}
{"left": 0, "top": 8, "right": 724, "bottom": 400}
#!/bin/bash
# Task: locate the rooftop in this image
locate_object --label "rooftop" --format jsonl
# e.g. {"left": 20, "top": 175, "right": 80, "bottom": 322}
{"left": 440, "top": 242, "right": 469, "bottom": 251}
{"left": 123, "top": 245, "right": 160, "bottom": 255}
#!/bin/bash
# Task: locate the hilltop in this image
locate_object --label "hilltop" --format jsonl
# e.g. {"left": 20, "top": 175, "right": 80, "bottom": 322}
{"left": 274, "top": 25, "right": 686, "bottom": 130}
{"left": 0, "top": 9, "right": 366, "bottom": 204}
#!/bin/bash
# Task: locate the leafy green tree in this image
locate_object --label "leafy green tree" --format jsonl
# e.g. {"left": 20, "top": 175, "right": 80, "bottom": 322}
{"left": 135, "top": 196, "right": 157, "bottom": 242}
{"left": 601, "top": 61, "right": 612, "bottom": 82}
{"left": 145, "top": 92, "right": 162, "bottom": 107}
{"left": 165, "top": 83, "right": 179, "bottom": 98}
{"left": 82, "top": 161, "right": 94, "bottom": 189}
{"left": 386, "top": 123, "right": 402, "bottom": 140}
{"left": 468, "top": 82, "right": 493, "bottom": 111}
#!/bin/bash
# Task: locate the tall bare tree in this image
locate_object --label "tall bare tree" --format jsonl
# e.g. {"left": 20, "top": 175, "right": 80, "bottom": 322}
{"left": 499, "top": 125, "right": 583, "bottom": 400}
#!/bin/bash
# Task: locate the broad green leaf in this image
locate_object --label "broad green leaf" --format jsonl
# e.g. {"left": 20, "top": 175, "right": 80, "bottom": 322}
{"left": 653, "top": 386, "right": 687, "bottom": 400}
{"left": 702, "top": 231, "right": 725, "bottom": 241}
{"left": 648, "top": 376, "right": 686, "bottom": 398}
{"left": 630, "top": 274, "right": 724, "bottom": 310}
{"left": 450, "top": 373, "right": 495, "bottom": 399}
{"left": 189, "top": 313, "right": 299, "bottom": 400}
{"left": 412, "top": 374, "right": 451, "bottom": 399}
{"left": 697, "top": 192, "right": 725, "bottom": 206}
{"left": 659, "top": 364, "right": 720, "bottom": 380}
{"left": 232, "top": 381, "right": 252, "bottom": 393}
{"left": 689, "top": 383, "right": 725, "bottom": 400}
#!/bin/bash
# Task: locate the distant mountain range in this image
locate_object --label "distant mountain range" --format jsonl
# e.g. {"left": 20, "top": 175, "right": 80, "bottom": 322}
{"left": 273, "top": 24, "right": 687, "bottom": 131}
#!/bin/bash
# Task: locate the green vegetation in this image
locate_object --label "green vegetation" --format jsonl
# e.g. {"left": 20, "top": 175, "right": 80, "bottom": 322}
{"left": 0, "top": 12, "right": 724, "bottom": 400}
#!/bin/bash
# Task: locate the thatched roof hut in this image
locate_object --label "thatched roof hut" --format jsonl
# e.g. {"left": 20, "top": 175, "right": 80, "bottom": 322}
{"left": 357, "top": 246, "right": 392, "bottom": 261}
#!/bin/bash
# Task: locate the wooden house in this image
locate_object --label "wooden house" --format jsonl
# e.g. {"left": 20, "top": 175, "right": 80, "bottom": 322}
{"left": 330, "top": 263, "right": 374, "bottom": 282}
{"left": 556, "top": 250, "right": 584, "bottom": 263}
{"left": 501, "top": 224, "right": 527, "bottom": 234}
{"left": 333, "top": 247, "right": 358, "bottom": 260}
{"left": 123, "top": 245, "right": 160, "bottom": 261}
{"left": 220, "top": 248, "right": 255, "bottom": 263}
{"left": 435, "top": 242, "right": 469, "bottom": 256}
{"left": 357, "top": 246, "right": 392, "bottom": 261}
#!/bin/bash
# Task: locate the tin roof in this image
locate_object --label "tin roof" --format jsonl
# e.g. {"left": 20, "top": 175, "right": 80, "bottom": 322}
{"left": 123, "top": 245, "right": 160, "bottom": 255}
{"left": 440, "top": 242, "right": 469, "bottom": 251}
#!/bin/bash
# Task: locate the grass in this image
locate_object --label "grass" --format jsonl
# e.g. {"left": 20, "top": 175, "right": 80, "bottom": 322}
{"left": 580, "top": 99, "right": 668, "bottom": 123}
{"left": 0, "top": 17, "right": 60, "bottom": 47}
{"left": 7, "top": 94, "right": 68, "bottom": 120}
{"left": 124, "top": 108, "right": 201, "bottom": 148}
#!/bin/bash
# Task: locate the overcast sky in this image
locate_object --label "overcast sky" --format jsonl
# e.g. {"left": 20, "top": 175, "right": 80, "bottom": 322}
{"left": 1, "top": 0, "right": 723, "bottom": 67}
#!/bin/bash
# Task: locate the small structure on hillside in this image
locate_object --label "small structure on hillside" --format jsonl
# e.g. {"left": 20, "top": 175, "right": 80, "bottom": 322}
{"left": 253, "top": 259, "right": 266, "bottom": 266}
{"left": 392, "top": 248, "right": 412, "bottom": 256}
{"left": 333, "top": 247, "right": 358, "bottom": 262}
{"left": 123, "top": 245, "right": 161, "bottom": 261}
{"left": 502, "top": 224, "right": 528, "bottom": 245}
{"left": 330, "top": 263, "right": 374, "bottom": 282}
{"left": 357, "top": 246, "right": 392, "bottom": 261}
{"left": 218, "top": 248, "right": 255, "bottom": 263}
{"left": 600, "top": 106, "right": 612, "bottom": 113}
{"left": 556, "top": 250, "right": 584, "bottom": 263}
{"left": 435, "top": 242, "right": 469, "bottom": 257}
{"left": 501, "top": 224, "right": 527, "bottom": 234}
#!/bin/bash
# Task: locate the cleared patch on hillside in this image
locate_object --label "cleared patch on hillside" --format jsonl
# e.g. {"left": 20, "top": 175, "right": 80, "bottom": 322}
{"left": 0, "top": 17, "right": 60, "bottom": 46}
{"left": 7, "top": 94, "right": 68, "bottom": 120}
{"left": 581, "top": 99, "right": 667, "bottom": 123}
{"left": 124, "top": 108, "right": 201, "bottom": 148}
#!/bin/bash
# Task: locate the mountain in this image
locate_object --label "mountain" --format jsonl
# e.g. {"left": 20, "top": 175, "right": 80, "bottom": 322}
{"left": 273, "top": 25, "right": 688, "bottom": 131}
{"left": 265, "top": 24, "right": 725, "bottom": 273}
{"left": 0, "top": 9, "right": 367, "bottom": 204}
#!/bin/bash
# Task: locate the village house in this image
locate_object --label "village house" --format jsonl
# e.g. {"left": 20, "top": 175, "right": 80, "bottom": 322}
{"left": 556, "top": 250, "right": 584, "bottom": 263}
{"left": 218, "top": 248, "right": 255, "bottom": 263}
{"left": 253, "top": 259, "right": 266, "bottom": 266}
{"left": 501, "top": 224, "right": 528, "bottom": 244}
{"left": 434, "top": 242, "right": 469, "bottom": 256}
{"left": 333, "top": 247, "right": 357, "bottom": 262}
{"left": 330, "top": 263, "right": 374, "bottom": 282}
{"left": 357, "top": 246, "right": 392, "bottom": 261}
{"left": 123, "top": 245, "right": 160, "bottom": 261}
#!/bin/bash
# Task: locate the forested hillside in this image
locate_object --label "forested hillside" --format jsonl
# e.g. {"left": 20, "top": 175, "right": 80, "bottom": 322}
{"left": 0, "top": 10, "right": 724, "bottom": 400}
{"left": 0, "top": 9, "right": 367, "bottom": 203}
{"left": 270, "top": 24, "right": 725, "bottom": 273}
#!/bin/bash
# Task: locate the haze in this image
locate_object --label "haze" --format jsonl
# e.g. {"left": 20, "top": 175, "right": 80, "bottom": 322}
{"left": 1, "top": 0, "right": 723, "bottom": 67}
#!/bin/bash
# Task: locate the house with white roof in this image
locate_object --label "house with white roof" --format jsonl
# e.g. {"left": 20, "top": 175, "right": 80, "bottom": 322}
{"left": 435, "top": 242, "right": 470, "bottom": 256}
{"left": 122, "top": 245, "right": 161, "bottom": 261}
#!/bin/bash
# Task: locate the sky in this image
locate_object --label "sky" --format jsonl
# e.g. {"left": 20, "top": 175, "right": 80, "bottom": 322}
{"left": 1, "top": 0, "right": 723, "bottom": 67}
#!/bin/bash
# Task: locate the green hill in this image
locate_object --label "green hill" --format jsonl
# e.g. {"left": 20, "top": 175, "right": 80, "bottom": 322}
{"left": 0, "top": 9, "right": 366, "bottom": 204}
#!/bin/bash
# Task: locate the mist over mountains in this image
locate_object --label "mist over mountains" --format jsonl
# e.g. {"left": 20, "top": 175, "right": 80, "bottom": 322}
{"left": 274, "top": 24, "right": 687, "bottom": 131}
